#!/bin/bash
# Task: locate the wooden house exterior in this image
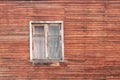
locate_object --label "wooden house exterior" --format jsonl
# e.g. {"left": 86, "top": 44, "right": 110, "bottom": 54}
{"left": 0, "top": 0, "right": 120, "bottom": 80}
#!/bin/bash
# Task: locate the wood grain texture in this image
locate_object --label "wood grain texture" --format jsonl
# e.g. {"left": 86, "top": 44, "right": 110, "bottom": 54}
{"left": 0, "top": 0, "right": 120, "bottom": 80}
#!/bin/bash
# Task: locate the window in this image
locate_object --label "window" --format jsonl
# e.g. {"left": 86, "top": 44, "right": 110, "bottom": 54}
{"left": 30, "top": 21, "right": 64, "bottom": 63}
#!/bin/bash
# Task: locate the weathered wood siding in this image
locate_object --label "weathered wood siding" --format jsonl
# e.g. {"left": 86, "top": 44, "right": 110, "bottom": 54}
{"left": 0, "top": 0, "right": 120, "bottom": 80}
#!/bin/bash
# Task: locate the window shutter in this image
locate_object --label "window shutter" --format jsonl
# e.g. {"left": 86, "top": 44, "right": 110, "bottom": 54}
{"left": 48, "top": 24, "right": 61, "bottom": 59}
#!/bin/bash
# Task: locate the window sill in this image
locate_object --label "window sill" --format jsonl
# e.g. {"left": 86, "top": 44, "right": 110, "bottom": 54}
{"left": 31, "top": 59, "right": 64, "bottom": 66}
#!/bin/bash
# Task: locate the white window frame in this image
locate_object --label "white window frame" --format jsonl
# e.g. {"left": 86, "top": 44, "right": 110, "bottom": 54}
{"left": 29, "top": 21, "right": 64, "bottom": 62}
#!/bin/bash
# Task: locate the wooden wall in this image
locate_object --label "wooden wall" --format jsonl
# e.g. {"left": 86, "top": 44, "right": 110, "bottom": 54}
{"left": 0, "top": 0, "right": 120, "bottom": 80}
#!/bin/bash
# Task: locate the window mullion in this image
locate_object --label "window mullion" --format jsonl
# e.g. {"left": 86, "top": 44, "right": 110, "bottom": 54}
{"left": 45, "top": 24, "right": 48, "bottom": 59}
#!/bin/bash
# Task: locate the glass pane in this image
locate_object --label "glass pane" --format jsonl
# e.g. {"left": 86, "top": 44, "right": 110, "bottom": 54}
{"left": 33, "top": 26, "right": 45, "bottom": 59}
{"left": 48, "top": 24, "right": 60, "bottom": 35}
{"left": 48, "top": 36, "right": 61, "bottom": 59}
{"left": 33, "top": 36, "right": 45, "bottom": 59}
{"left": 34, "top": 26, "right": 44, "bottom": 34}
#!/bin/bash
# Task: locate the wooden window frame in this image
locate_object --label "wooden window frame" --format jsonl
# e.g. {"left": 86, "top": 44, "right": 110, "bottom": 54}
{"left": 29, "top": 21, "right": 64, "bottom": 63}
